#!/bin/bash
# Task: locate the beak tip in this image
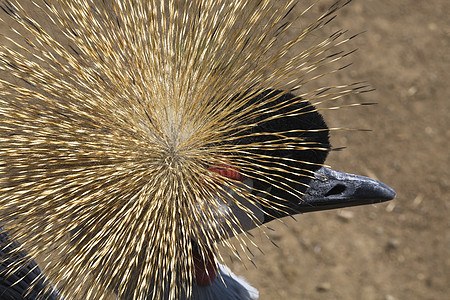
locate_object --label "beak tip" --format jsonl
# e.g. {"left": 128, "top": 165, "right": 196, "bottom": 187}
{"left": 381, "top": 184, "right": 396, "bottom": 201}
{"left": 362, "top": 179, "right": 396, "bottom": 203}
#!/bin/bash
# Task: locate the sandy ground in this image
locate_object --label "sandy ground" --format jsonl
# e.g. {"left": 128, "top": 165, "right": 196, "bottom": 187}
{"left": 226, "top": 1, "right": 449, "bottom": 299}
{"left": 1, "top": 1, "right": 448, "bottom": 299}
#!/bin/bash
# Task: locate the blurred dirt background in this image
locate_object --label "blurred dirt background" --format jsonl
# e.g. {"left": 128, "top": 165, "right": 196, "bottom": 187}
{"left": 226, "top": 1, "right": 449, "bottom": 299}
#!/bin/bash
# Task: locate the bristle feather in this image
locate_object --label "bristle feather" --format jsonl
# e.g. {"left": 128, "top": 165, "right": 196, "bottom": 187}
{"left": 0, "top": 0, "right": 362, "bottom": 299}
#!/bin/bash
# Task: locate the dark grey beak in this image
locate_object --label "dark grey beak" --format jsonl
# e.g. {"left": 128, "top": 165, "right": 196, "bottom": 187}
{"left": 298, "top": 167, "right": 396, "bottom": 213}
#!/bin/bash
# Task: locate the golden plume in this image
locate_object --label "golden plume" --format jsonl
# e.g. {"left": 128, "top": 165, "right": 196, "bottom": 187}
{"left": 0, "top": 0, "right": 366, "bottom": 299}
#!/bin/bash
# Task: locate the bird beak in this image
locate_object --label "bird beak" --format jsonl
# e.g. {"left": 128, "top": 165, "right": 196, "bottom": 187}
{"left": 298, "top": 167, "right": 396, "bottom": 213}
{"left": 214, "top": 165, "right": 395, "bottom": 228}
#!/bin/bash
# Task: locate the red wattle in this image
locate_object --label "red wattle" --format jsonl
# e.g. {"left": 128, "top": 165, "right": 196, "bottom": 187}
{"left": 193, "top": 247, "right": 217, "bottom": 286}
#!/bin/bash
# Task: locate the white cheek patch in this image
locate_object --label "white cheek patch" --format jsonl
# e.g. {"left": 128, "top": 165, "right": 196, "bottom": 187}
{"left": 195, "top": 178, "right": 264, "bottom": 241}
{"left": 217, "top": 178, "right": 264, "bottom": 234}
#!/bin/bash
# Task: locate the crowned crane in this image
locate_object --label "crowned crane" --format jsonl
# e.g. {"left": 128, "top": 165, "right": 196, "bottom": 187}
{"left": 0, "top": 90, "right": 395, "bottom": 299}
{"left": 0, "top": 0, "right": 397, "bottom": 298}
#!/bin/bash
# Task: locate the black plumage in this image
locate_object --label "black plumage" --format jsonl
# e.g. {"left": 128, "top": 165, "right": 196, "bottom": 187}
{"left": 0, "top": 230, "right": 57, "bottom": 300}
